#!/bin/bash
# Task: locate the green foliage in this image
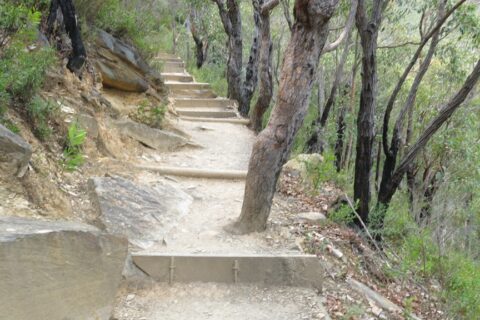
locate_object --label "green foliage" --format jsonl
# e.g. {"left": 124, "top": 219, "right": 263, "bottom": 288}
{"left": 94, "top": 0, "right": 172, "bottom": 58}
{"left": 383, "top": 194, "right": 480, "bottom": 319}
{"left": 329, "top": 203, "right": 355, "bottom": 225}
{"left": 303, "top": 151, "right": 348, "bottom": 190}
{"left": 27, "top": 96, "right": 58, "bottom": 140}
{"left": 0, "top": 1, "right": 55, "bottom": 132}
{"left": 130, "top": 99, "right": 167, "bottom": 128}
{"left": 63, "top": 122, "right": 87, "bottom": 171}
{"left": 188, "top": 63, "right": 228, "bottom": 97}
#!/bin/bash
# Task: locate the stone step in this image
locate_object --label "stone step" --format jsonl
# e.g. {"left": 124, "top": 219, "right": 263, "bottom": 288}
{"left": 156, "top": 57, "right": 183, "bottom": 63}
{"left": 163, "top": 64, "right": 185, "bottom": 73}
{"left": 165, "top": 81, "right": 211, "bottom": 91}
{"left": 161, "top": 73, "right": 194, "bottom": 82}
{"left": 176, "top": 108, "right": 238, "bottom": 119}
{"left": 180, "top": 116, "right": 250, "bottom": 125}
{"left": 155, "top": 53, "right": 181, "bottom": 60}
{"left": 132, "top": 253, "right": 323, "bottom": 288}
{"left": 173, "top": 98, "right": 236, "bottom": 109}
{"left": 171, "top": 90, "right": 217, "bottom": 99}
{"left": 135, "top": 165, "right": 247, "bottom": 179}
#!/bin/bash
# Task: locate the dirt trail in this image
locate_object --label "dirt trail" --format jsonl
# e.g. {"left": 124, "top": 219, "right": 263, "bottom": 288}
{"left": 113, "top": 55, "right": 330, "bottom": 320}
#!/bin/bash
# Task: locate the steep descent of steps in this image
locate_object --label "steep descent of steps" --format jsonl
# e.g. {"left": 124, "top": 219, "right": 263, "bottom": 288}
{"left": 112, "top": 53, "right": 331, "bottom": 319}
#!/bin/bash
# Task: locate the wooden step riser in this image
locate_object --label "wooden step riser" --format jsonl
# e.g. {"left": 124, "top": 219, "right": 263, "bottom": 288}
{"left": 179, "top": 117, "right": 250, "bottom": 125}
{"left": 173, "top": 99, "right": 236, "bottom": 109}
{"left": 176, "top": 110, "right": 238, "bottom": 118}
{"left": 166, "top": 84, "right": 211, "bottom": 91}
{"left": 172, "top": 91, "right": 217, "bottom": 99}
{"left": 162, "top": 75, "right": 194, "bottom": 82}
{"left": 133, "top": 254, "right": 324, "bottom": 288}
{"left": 163, "top": 66, "right": 186, "bottom": 73}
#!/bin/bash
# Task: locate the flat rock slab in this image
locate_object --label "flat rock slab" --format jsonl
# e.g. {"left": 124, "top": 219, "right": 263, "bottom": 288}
{"left": 0, "top": 124, "right": 32, "bottom": 177}
{"left": 115, "top": 119, "right": 190, "bottom": 151}
{"left": 89, "top": 176, "right": 193, "bottom": 249}
{"left": 0, "top": 216, "right": 127, "bottom": 320}
{"left": 133, "top": 253, "right": 323, "bottom": 288}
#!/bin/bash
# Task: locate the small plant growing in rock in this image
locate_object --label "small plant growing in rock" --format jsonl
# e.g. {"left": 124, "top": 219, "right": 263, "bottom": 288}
{"left": 130, "top": 99, "right": 167, "bottom": 128}
{"left": 63, "top": 122, "right": 87, "bottom": 171}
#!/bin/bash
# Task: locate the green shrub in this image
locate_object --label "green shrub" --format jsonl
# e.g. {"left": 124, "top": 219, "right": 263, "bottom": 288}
{"left": 63, "top": 122, "right": 87, "bottom": 171}
{"left": 27, "top": 96, "right": 58, "bottom": 140}
{"left": 189, "top": 63, "right": 228, "bottom": 97}
{"left": 130, "top": 99, "right": 167, "bottom": 128}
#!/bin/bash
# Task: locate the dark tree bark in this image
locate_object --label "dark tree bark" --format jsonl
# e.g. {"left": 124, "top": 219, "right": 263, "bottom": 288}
{"left": 379, "top": 0, "right": 446, "bottom": 210}
{"left": 250, "top": 0, "right": 279, "bottom": 132}
{"left": 227, "top": 0, "right": 340, "bottom": 234}
{"left": 334, "top": 83, "right": 351, "bottom": 171}
{"left": 340, "top": 37, "right": 360, "bottom": 170}
{"left": 213, "top": 0, "right": 243, "bottom": 103}
{"left": 305, "top": 0, "right": 357, "bottom": 154}
{"left": 382, "top": 0, "right": 466, "bottom": 158}
{"left": 189, "top": 9, "right": 209, "bottom": 69}
{"left": 239, "top": 0, "right": 263, "bottom": 116}
{"left": 353, "top": 0, "right": 384, "bottom": 224}
{"left": 47, "top": 0, "right": 87, "bottom": 74}
{"left": 377, "top": 59, "right": 480, "bottom": 211}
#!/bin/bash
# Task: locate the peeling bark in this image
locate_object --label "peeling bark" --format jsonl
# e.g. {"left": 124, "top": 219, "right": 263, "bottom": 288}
{"left": 229, "top": 0, "right": 340, "bottom": 234}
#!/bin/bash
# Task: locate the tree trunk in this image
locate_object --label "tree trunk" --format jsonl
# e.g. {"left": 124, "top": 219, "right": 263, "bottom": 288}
{"left": 239, "top": 0, "right": 263, "bottom": 117}
{"left": 47, "top": 0, "right": 86, "bottom": 74}
{"left": 379, "top": 0, "right": 446, "bottom": 210}
{"left": 337, "top": 39, "right": 359, "bottom": 171}
{"left": 377, "top": 59, "right": 480, "bottom": 209}
{"left": 213, "top": 0, "right": 243, "bottom": 103}
{"left": 250, "top": 1, "right": 278, "bottom": 132}
{"left": 306, "top": 24, "right": 353, "bottom": 154}
{"left": 189, "top": 9, "right": 209, "bottom": 68}
{"left": 228, "top": 0, "right": 339, "bottom": 234}
{"left": 353, "top": 0, "right": 383, "bottom": 224}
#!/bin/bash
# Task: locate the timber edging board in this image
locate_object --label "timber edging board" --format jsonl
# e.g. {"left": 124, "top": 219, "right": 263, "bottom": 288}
{"left": 132, "top": 253, "right": 323, "bottom": 288}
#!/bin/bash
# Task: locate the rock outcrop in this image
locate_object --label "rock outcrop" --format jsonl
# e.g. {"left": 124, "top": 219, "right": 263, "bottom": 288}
{"left": 94, "top": 30, "right": 163, "bottom": 92}
{"left": 114, "top": 119, "right": 190, "bottom": 151}
{"left": 0, "top": 124, "right": 32, "bottom": 178}
{"left": 0, "top": 216, "right": 128, "bottom": 320}
{"left": 89, "top": 176, "right": 193, "bottom": 249}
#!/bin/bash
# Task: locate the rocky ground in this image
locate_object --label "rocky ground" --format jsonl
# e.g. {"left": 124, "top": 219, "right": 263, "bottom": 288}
{"left": 0, "top": 33, "right": 448, "bottom": 319}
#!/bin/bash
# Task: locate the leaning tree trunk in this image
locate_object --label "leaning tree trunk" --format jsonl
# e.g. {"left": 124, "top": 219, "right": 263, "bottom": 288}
{"left": 250, "top": 0, "right": 277, "bottom": 132}
{"left": 353, "top": 0, "right": 383, "bottom": 224}
{"left": 377, "top": 59, "right": 480, "bottom": 210}
{"left": 379, "top": 0, "right": 446, "bottom": 212}
{"left": 227, "top": 0, "right": 339, "bottom": 234}
{"left": 47, "top": 0, "right": 86, "bottom": 74}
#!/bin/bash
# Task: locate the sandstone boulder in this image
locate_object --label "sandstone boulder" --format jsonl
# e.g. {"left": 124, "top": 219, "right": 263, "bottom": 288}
{"left": 89, "top": 176, "right": 193, "bottom": 249}
{"left": 95, "top": 30, "right": 163, "bottom": 91}
{"left": 283, "top": 153, "right": 324, "bottom": 179}
{"left": 114, "top": 119, "right": 190, "bottom": 151}
{"left": 0, "top": 124, "right": 32, "bottom": 177}
{"left": 0, "top": 216, "right": 128, "bottom": 320}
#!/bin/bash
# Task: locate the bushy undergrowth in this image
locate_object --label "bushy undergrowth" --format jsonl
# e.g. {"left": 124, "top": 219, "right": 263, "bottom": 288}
{"left": 0, "top": 1, "right": 55, "bottom": 134}
{"left": 383, "top": 193, "right": 480, "bottom": 319}
{"left": 188, "top": 63, "right": 228, "bottom": 97}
